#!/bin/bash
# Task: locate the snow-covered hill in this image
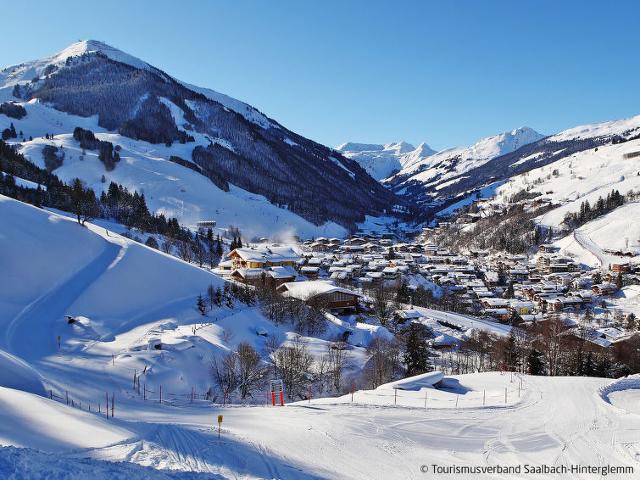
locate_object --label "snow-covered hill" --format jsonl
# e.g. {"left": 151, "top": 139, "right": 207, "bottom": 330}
{"left": 0, "top": 103, "right": 348, "bottom": 239}
{"left": 0, "top": 40, "right": 398, "bottom": 235}
{"left": 0, "top": 194, "right": 392, "bottom": 410}
{"left": 486, "top": 136, "right": 640, "bottom": 267}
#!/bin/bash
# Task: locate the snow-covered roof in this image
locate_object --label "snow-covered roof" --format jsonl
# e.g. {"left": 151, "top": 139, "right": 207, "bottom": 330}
{"left": 267, "top": 266, "right": 297, "bottom": 279}
{"left": 230, "top": 246, "right": 300, "bottom": 263}
{"left": 278, "top": 280, "right": 360, "bottom": 301}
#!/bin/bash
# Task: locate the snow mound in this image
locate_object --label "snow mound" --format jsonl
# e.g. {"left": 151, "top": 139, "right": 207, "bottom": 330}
{"left": 376, "top": 371, "right": 444, "bottom": 391}
{"left": 0, "top": 387, "right": 133, "bottom": 452}
{"left": 0, "top": 350, "right": 45, "bottom": 396}
{"left": 0, "top": 446, "right": 207, "bottom": 480}
{"left": 599, "top": 375, "right": 640, "bottom": 414}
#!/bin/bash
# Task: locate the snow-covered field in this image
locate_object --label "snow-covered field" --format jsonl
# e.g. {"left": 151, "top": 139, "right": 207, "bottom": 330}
{"left": 2, "top": 371, "right": 640, "bottom": 479}
{"left": 1, "top": 196, "right": 640, "bottom": 479}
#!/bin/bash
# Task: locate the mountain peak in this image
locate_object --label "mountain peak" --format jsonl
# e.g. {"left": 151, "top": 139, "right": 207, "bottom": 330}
{"left": 50, "top": 40, "right": 152, "bottom": 71}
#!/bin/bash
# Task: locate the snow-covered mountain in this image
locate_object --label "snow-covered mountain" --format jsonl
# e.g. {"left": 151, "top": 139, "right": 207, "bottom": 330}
{"left": 0, "top": 40, "right": 398, "bottom": 236}
{"left": 336, "top": 141, "right": 434, "bottom": 180}
{"left": 385, "top": 127, "right": 544, "bottom": 197}
{"left": 382, "top": 116, "right": 640, "bottom": 219}
{"left": 484, "top": 131, "right": 640, "bottom": 267}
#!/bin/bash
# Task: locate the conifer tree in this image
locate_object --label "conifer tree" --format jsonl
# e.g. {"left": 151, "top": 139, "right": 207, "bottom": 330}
{"left": 402, "top": 323, "right": 431, "bottom": 376}
{"left": 196, "top": 294, "right": 207, "bottom": 315}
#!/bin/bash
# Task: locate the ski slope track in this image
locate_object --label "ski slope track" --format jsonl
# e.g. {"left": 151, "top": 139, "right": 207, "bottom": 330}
{"left": 5, "top": 241, "right": 122, "bottom": 362}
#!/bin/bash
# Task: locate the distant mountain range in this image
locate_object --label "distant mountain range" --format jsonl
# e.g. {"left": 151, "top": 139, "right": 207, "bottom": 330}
{"left": 340, "top": 117, "right": 640, "bottom": 220}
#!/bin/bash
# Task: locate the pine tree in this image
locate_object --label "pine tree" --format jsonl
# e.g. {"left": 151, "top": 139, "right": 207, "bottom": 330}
{"left": 216, "top": 237, "right": 224, "bottom": 258}
{"left": 402, "top": 323, "right": 431, "bottom": 376}
{"left": 196, "top": 294, "right": 207, "bottom": 315}
{"left": 582, "top": 351, "right": 597, "bottom": 376}
{"left": 207, "top": 284, "right": 216, "bottom": 311}
{"left": 386, "top": 247, "right": 396, "bottom": 260}
{"left": 527, "top": 349, "right": 545, "bottom": 375}
{"left": 504, "top": 282, "right": 515, "bottom": 299}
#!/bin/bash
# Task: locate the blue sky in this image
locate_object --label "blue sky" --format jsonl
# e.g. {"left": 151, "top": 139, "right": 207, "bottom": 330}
{"left": 2, "top": 0, "right": 638, "bottom": 150}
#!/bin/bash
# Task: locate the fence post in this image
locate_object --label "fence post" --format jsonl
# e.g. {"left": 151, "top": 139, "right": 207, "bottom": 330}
{"left": 49, "top": 389, "right": 53, "bottom": 400}
{"left": 106, "top": 392, "right": 109, "bottom": 418}
{"left": 144, "top": 383, "right": 146, "bottom": 401}
{"left": 455, "top": 395, "right": 459, "bottom": 408}
{"left": 159, "top": 385, "right": 162, "bottom": 404}
{"left": 424, "top": 390, "right": 427, "bottom": 409}
{"left": 394, "top": 388, "right": 397, "bottom": 406}
{"left": 66, "top": 391, "right": 69, "bottom": 405}
{"left": 504, "top": 387, "right": 507, "bottom": 404}
{"left": 483, "top": 389, "right": 486, "bottom": 406}
{"left": 111, "top": 393, "right": 114, "bottom": 418}
{"left": 133, "top": 371, "right": 137, "bottom": 390}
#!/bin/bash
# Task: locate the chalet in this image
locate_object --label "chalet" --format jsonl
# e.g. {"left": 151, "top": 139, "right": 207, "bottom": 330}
{"left": 217, "top": 259, "right": 234, "bottom": 273}
{"left": 612, "top": 263, "right": 630, "bottom": 273}
{"left": 592, "top": 283, "right": 618, "bottom": 296}
{"left": 481, "top": 298, "right": 509, "bottom": 310}
{"left": 509, "top": 300, "right": 535, "bottom": 315}
{"left": 267, "top": 266, "right": 297, "bottom": 286}
{"left": 484, "top": 308, "right": 511, "bottom": 322}
{"left": 382, "top": 266, "right": 400, "bottom": 280}
{"left": 228, "top": 246, "right": 300, "bottom": 269}
{"left": 231, "top": 266, "right": 296, "bottom": 287}
{"left": 394, "top": 309, "right": 423, "bottom": 324}
{"left": 300, "top": 266, "right": 320, "bottom": 279}
{"left": 277, "top": 280, "right": 361, "bottom": 311}
{"left": 364, "top": 271, "right": 384, "bottom": 284}
{"left": 230, "top": 268, "right": 265, "bottom": 285}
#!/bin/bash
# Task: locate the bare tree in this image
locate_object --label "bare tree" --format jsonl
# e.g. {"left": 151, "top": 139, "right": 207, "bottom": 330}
{"left": 271, "top": 336, "right": 315, "bottom": 400}
{"left": 360, "top": 337, "right": 402, "bottom": 389}
{"left": 211, "top": 352, "right": 239, "bottom": 404}
{"left": 326, "top": 341, "right": 349, "bottom": 392}
{"left": 236, "top": 342, "right": 267, "bottom": 399}
{"left": 176, "top": 240, "right": 194, "bottom": 263}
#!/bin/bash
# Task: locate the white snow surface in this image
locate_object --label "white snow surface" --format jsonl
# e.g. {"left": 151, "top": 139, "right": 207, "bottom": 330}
{"left": 1, "top": 368, "right": 639, "bottom": 479}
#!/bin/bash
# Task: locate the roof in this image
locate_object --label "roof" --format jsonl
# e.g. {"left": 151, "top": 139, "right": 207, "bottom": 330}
{"left": 231, "top": 268, "right": 264, "bottom": 279}
{"left": 229, "top": 246, "right": 300, "bottom": 263}
{"left": 277, "top": 280, "right": 361, "bottom": 301}
{"left": 268, "top": 266, "right": 297, "bottom": 279}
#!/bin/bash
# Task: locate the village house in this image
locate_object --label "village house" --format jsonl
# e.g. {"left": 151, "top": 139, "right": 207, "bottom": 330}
{"left": 228, "top": 246, "right": 300, "bottom": 269}
{"left": 277, "top": 280, "right": 361, "bottom": 311}
{"left": 592, "top": 283, "right": 618, "bottom": 296}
